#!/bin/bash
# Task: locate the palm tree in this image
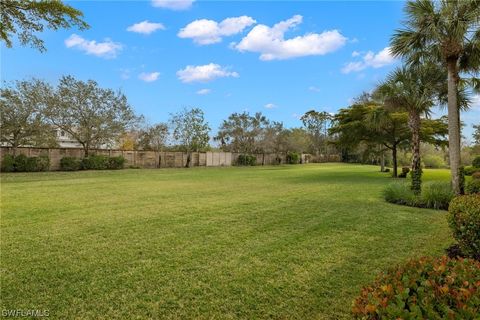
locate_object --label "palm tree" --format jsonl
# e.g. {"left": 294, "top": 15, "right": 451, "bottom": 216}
{"left": 390, "top": 0, "right": 480, "bottom": 194}
{"left": 376, "top": 63, "right": 445, "bottom": 194}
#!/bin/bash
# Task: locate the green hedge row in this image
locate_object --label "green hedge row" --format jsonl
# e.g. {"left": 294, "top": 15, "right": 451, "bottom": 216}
{"left": 1, "top": 154, "right": 50, "bottom": 172}
{"left": 60, "top": 155, "right": 126, "bottom": 171}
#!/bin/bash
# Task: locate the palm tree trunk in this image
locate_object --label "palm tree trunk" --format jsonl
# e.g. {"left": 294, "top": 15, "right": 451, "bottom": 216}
{"left": 409, "top": 112, "right": 422, "bottom": 195}
{"left": 392, "top": 144, "right": 398, "bottom": 178}
{"left": 447, "top": 59, "right": 461, "bottom": 195}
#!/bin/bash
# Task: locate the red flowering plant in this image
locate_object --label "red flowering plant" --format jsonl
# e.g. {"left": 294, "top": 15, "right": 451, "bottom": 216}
{"left": 352, "top": 256, "right": 480, "bottom": 319}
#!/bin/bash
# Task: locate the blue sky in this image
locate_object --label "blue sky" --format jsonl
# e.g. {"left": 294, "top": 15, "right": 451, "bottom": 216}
{"left": 2, "top": 0, "right": 479, "bottom": 141}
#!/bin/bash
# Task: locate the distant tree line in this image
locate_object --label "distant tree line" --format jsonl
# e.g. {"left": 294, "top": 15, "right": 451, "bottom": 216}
{"left": 0, "top": 76, "right": 336, "bottom": 167}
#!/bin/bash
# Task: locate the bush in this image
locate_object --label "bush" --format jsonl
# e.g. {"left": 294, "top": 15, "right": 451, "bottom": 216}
{"left": 108, "top": 156, "right": 125, "bottom": 169}
{"left": 81, "top": 155, "right": 110, "bottom": 170}
{"left": 14, "top": 154, "right": 29, "bottom": 172}
{"left": 352, "top": 256, "right": 480, "bottom": 319}
{"left": 466, "top": 179, "right": 480, "bottom": 195}
{"left": 447, "top": 195, "right": 480, "bottom": 259}
{"left": 398, "top": 166, "right": 410, "bottom": 178}
{"left": 423, "top": 154, "right": 446, "bottom": 168}
{"left": 0, "top": 154, "right": 49, "bottom": 172}
{"left": 383, "top": 182, "right": 418, "bottom": 206}
{"left": 286, "top": 152, "right": 300, "bottom": 164}
{"left": 421, "top": 181, "right": 453, "bottom": 210}
{"left": 472, "top": 171, "right": 480, "bottom": 180}
{"left": 27, "top": 156, "right": 50, "bottom": 172}
{"left": 1, "top": 154, "right": 15, "bottom": 172}
{"left": 383, "top": 181, "right": 453, "bottom": 210}
{"left": 472, "top": 155, "right": 480, "bottom": 168}
{"left": 236, "top": 154, "right": 256, "bottom": 166}
{"left": 60, "top": 157, "right": 82, "bottom": 171}
{"left": 464, "top": 166, "right": 480, "bottom": 176}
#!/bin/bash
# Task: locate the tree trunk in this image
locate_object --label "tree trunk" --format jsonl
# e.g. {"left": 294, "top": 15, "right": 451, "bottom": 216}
{"left": 185, "top": 151, "right": 191, "bottom": 168}
{"left": 392, "top": 144, "right": 398, "bottom": 178}
{"left": 409, "top": 112, "right": 422, "bottom": 195}
{"left": 380, "top": 150, "right": 385, "bottom": 172}
{"left": 447, "top": 58, "right": 461, "bottom": 195}
{"left": 83, "top": 143, "right": 89, "bottom": 157}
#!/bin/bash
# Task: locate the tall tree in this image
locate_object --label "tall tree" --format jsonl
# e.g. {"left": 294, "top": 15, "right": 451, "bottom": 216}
{"left": 137, "top": 123, "right": 169, "bottom": 152}
{"left": 45, "top": 76, "right": 138, "bottom": 157}
{"left": 376, "top": 64, "right": 446, "bottom": 193}
{"left": 300, "top": 110, "right": 332, "bottom": 155}
{"left": 215, "top": 112, "right": 269, "bottom": 154}
{"left": 390, "top": 0, "right": 480, "bottom": 194}
{"left": 0, "top": 0, "right": 89, "bottom": 52}
{"left": 170, "top": 107, "right": 210, "bottom": 167}
{"left": 0, "top": 79, "right": 57, "bottom": 152}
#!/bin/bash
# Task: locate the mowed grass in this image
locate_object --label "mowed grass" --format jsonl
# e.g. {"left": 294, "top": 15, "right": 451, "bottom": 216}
{"left": 1, "top": 164, "right": 452, "bottom": 319}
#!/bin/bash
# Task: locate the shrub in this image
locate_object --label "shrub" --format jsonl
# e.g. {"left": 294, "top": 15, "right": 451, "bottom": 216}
{"left": 0, "top": 154, "right": 49, "bottom": 172}
{"left": 81, "top": 155, "right": 109, "bottom": 170}
{"left": 447, "top": 194, "right": 480, "bottom": 259}
{"left": 398, "top": 166, "right": 410, "bottom": 178}
{"left": 13, "top": 154, "right": 29, "bottom": 172}
{"left": 464, "top": 166, "right": 480, "bottom": 176}
{"left": 383, "top": 182, "right": 418, "bottom": 206}
{"left": 472, "top": 171, "right": 480, "bottom": 180}
{"left": 60, "top": 157, "right": 82, "bottom": 171}
{"left": 27, "top": 156, "right": 50, "bottom": 172}
{"left": 286, "top": 152, "right": 300, "bottom": 164}
{"left": 420, "top": 181, "right": 453, "bottom": 210}
{"left": 108, "top": 156, "right": 125, "bottom": 169}
{"left": 422, "top": 154, "right": 446, "bottom": 168}
{"left": 472, "top": 155, "right": 480, "bottom": 168}
{"left": 236, "top": 154, "right": 256, "bottom": 166}
{"left": 383, "top": 168, "right": 390, "bottom": 173}
{"left": 1, "top": 154, "right": 15, "bottom": 172}
{"left": 352, "top": 256, "right": 480, "bottom": 319}
{"left": 465, "top": 179, "right": 480, "bottom": 195}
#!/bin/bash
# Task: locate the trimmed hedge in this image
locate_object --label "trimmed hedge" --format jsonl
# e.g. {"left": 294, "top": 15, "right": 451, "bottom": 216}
{"left": 236, "top": 154, "right": 256, "bottom": 166}
{"left": 447, "top": 195, "right": 480, "bottom": 259}
{"left": 1, "top": 154, "right": 50, "bottom": 172}
{"left": 286, "top": 152, "right": 300, "bottom": 164}
{"left": 352, "top": 256, "right": 480, "bottom": 319}
{"left": 60, "top": 157, "right": 82, "bottom": 171}
{"left": 466, "top": 180, "right": 480, "bottom": 194}
{"left": 60, "top": 155, "right": 126, "bottom": 171}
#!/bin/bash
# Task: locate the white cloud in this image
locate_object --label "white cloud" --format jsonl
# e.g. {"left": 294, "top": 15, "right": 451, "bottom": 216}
{"left": 342, "top": 47, "right": 396, "bottom": 74}
{"left": 178, "top": 16, "right": 256, "bottom": 45}
{"left": 65, "top": 34, "right": 122, "bottom": 58}
{"left": 308, "top": 86, "right": 321, "bottom": 92}
{"left": 196, "top": 88, "right": 211, "bottom": 95}
{"left": 127, "top": 21, "right": 165, "bottom": 34}
{"left": 234, "top": 15, "right": 347, "bottom": 61}
{"left": 138, "top": 72, "right": 160, "bottom": 82}
{"left": 264, "top": 103, "right": 277, "bottom": 109}
{"left": 351, "top": 50, "right": 360, "bottom": 57}
{"left": 177, "top": 63, "right": 239, "bottom": 83}
{"left": 151, "top": 0, "right": 194, "bottom": 10}
{"left": 471, "top": 94, "right": 480, "bottom": 109}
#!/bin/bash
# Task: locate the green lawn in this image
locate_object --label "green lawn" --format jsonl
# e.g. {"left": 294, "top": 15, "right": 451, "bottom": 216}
{"left": 1, "top": 164, "right": 452, "bottom": 319}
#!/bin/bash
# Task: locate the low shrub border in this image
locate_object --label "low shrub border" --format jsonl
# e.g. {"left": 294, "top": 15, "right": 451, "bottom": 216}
{"left": 1, "top": 154, "right": 50, "bottom": 172}
{"left": 59, "top": 155, "right": 126, "bottom": 171}
{"left": 383, "top": 181, "right": 453, "bottom": 210}
{"left": 352, "top": 256, "right": 480, "bottom": 319}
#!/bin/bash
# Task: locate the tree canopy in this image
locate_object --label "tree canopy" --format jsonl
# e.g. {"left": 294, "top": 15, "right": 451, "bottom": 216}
{"left": 45, "top": 76, "right": 139, "bottom": 156}
{"left": 0, "top": 0, "right": 89, "bottom": 52}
